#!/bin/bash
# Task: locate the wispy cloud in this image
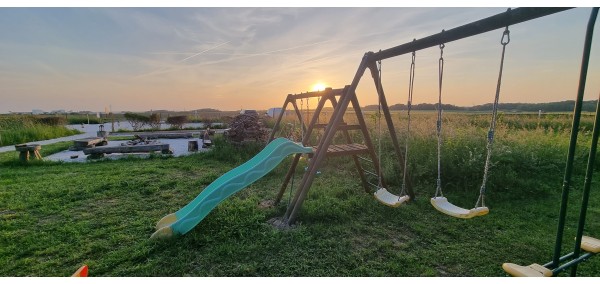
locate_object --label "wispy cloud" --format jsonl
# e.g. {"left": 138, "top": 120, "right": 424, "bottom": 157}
{"left": 134, "top": 41, "right": 231, "bottom": 79}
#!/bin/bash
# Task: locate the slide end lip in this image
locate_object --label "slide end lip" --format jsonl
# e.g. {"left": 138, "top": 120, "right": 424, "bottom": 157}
{"left": 155, "top": 213, "right": 178, "bottom": 230}
{"left": 150, "top": 226, "right": 175, "bottom": 240}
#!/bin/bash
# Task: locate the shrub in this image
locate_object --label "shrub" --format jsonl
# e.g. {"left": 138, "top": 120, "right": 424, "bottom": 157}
{"left": 124, "top": 112, "right": 150, "bottom": 131}
{"left": 148, "top": 113, "right": 161, "bottom": 130}
{"left": 166, "top": 115, "right": 188, "bottom": 130}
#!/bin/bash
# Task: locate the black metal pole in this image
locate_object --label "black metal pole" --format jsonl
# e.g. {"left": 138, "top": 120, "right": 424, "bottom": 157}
{"left": 551, "top": 7, "right": 598, "bottom": 269}
{"left": 571, "top": 12, "right": 600, "bottom": 271}
{"left": 570, "top": 90, "right": 600, "bottom": 277}
{"left": 370, "top": 8, "right": 571, "bottom": 62}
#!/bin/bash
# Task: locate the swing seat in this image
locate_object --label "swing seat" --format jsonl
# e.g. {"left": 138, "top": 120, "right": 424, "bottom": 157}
{"left": 374, "top": 188, "right": 410, "bottom": 208}
{"left": 581, "top": 236, "right": 600, "bottom": 253}
{"left": 502, "top": 263, "right": 553, "bottom": 277}
{"left": 430, "top": 197, "right": 489, "bottom": 219}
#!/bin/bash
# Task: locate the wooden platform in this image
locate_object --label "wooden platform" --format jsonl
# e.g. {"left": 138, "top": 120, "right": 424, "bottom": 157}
{"left": 137, "top": 133, "right": 193, "bottom": 139}
{"left": 71, "top": 137, "right": 107, "bottom": 151}
{"left": 312, "top": 143, "right": 369, "bottom": 157}
{"left": 83, "top": 143, "right": 171, "bottom": 155}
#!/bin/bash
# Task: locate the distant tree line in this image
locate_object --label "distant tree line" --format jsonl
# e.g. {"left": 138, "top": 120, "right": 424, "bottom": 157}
{"left": 363, "top": 100, "right": 598, "bottom": 112}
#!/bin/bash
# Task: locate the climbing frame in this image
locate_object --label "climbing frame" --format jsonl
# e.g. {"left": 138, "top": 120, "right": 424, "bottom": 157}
{"left": 269, "top": 87, "right": 413, "bottom": 206}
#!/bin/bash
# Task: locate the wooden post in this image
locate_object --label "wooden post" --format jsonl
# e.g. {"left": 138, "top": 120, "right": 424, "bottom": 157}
{"left": 188, "top": 140, "right": 199, "bottom": 152}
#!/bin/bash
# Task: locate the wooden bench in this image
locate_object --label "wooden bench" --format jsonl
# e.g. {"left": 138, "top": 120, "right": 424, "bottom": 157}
{"left": 15, "top": 144, "right": 42, "bottom": 161}
{"left": 83, "top": 143, "right": 171, "bottom": 158}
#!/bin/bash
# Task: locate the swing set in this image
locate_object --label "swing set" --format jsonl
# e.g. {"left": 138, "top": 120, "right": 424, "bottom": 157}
{"left": 268, "top": 7, "right": 599, "bottom": 276}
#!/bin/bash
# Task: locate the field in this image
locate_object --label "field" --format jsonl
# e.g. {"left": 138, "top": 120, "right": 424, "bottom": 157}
{"left": 0, "top": 112, "right": 599, "bottom": 276}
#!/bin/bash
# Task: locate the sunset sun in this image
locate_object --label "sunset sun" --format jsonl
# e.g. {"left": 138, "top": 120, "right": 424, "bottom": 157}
{"left": 312, "top": 83, "right": 326, "bottom": 92}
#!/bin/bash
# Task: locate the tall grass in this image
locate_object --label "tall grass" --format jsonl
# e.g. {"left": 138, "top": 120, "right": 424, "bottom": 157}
{"left": 273, "top": 111, "right": 596, "bottom": 204}
{"left": 67, "top": 115, "right": 102, "bottom": 125}
{"left": 0, "top": 116, "right": 81, "bottom": 146}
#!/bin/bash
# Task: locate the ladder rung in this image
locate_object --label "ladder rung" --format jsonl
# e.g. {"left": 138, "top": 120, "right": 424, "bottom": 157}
{"left": 312, "top": 143, "right": 369, "bottom": 157}
{"left": 358, "top": 156, "right": 373, "bottom": 163}
{"left": 364, "top": 169, "right": 379, "bottom": 177}
{"left": 313, "top": 123, "right": 361, "bottom": 131}
{"left": 367, "top": 181, "right": 380, "bottom": 188}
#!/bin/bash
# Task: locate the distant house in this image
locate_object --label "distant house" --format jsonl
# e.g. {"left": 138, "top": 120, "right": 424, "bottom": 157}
{"left": 266, "top": 107, "right": 288, "bottom": 118}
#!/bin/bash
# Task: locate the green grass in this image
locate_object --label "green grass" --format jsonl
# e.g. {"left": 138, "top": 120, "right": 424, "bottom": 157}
{"left": 0, "top": 113, "right": 599, "bottom": 276}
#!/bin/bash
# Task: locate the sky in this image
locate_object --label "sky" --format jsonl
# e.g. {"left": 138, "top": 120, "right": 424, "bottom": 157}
{"left": 1, "top": 5, "right": 599, "bottom": 113}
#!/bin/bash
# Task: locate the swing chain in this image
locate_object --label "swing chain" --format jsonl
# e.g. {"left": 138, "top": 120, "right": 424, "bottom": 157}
{"left": 300, "top": 99, "right": 304, "bottom": 140}
{"left": 476, "top": 25, "right": 511, "bottom": 208}
{"left": 377, "top": 58, "right": 384, "bottom": 188}
{"left": 401, "top": 50, "right": 416, "bottom": 196}
{"left": 435, "top": 42, "right": 445, "bottom": 198}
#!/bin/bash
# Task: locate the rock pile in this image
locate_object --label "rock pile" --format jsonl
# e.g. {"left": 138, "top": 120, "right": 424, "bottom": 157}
{"left": 223, "top": 114, "right": 268, "bottom": 143}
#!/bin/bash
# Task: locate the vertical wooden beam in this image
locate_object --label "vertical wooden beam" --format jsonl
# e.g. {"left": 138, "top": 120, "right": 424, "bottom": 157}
{"left": 274, "top": 153, "right": 302, "bottom": 205}
{"left": 290, "top": 99, "right": 307, "bottom": 137}
{"left": 268, "top": 95, "right": 292, "bottom": 142}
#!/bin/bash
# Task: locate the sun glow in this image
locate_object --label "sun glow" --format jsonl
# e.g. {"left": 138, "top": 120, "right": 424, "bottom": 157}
{"left": 312, "top": 83, "right": 326, "bottom": 92}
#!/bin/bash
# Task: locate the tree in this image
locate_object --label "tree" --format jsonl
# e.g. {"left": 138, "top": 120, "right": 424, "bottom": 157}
{"left": 148, "top": 113, "right": 161, "bottom": 130}
{"left": 166, "top": 115, "right": 188, "bottom": 130}
{"left": 124, "top": 112, "right": 150, "bottom": 131}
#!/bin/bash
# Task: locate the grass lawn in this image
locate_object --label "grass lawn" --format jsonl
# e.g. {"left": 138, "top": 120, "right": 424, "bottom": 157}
{"left": 0, "top": 116, "right": 599, "bottom": 276}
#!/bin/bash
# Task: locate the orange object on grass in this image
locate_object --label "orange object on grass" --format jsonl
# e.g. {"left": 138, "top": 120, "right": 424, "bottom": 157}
{"left": 71, "top": 265, "right": 88, "bottom": 277}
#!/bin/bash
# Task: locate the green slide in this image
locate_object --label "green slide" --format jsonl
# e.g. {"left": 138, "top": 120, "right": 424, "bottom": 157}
{"left": 151, "top": 138, "right": 313, "bottom": 239}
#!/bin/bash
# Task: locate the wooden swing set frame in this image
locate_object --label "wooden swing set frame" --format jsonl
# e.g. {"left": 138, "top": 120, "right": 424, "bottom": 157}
{"left": 268, "top": 7, "right": 599, "bottom": 276}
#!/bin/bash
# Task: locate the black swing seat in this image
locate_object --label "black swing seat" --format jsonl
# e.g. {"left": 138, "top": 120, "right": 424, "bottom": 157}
{"left": 430, "top": 196, "right": 488, "bottom": 219}
{"left": 374, "top": 188, "right": 410, "bottom": 208}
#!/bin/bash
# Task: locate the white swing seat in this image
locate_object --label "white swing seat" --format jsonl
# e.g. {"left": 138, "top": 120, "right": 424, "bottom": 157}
{"left": 430, "top": 196, "right": 489, "bottom": 219}
{"left": 502, "top": 263, "right": 553, "bottom": 277}
{"left": 374, "top": 188, "right": 410, "bottom": 208}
